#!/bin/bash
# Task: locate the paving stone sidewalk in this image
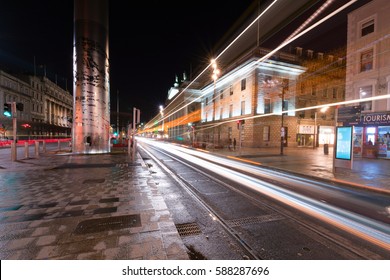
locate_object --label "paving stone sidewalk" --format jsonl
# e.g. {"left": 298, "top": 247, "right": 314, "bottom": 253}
{"left": 0, "top": 149, "right": 189, "bottom": 260}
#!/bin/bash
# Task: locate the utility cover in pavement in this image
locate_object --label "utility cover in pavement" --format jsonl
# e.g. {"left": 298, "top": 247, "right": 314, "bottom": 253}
{"left": 74, "top": 214, "right": 141, "bottom": 234}
{"left": 175, "top": 223, "right": 202, "bottom": 237}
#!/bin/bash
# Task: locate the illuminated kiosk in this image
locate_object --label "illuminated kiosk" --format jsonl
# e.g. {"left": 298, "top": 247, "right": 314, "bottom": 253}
{"left": 72, "top": 0, "right": 110, "bottom": 154}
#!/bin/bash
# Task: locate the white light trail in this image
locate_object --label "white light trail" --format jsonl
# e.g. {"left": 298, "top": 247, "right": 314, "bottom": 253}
{"left": 148, "top": 0, "right": 362, "bottom": 129}
{"left": 155, "top": 0, "right": 281, "bottom": 123}
{"left": 139, "top": 138, "right": 390, "bottom": 251}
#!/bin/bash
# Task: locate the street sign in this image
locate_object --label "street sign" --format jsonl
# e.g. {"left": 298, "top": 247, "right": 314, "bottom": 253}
{"left": 338, "top": 105, "right": 361, "bottom": 122}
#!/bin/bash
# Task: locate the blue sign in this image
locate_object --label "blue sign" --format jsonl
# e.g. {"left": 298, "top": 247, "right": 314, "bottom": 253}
{"left": 335, "top": 126, "right": 352, "bottom": 160}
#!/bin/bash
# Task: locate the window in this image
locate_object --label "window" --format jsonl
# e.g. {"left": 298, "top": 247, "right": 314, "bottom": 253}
{"left": 300, "top": 83, "right": 305, "bottom": 94}
{"left": 241, "top": 101, "right": 245, "bottom": 115}
{"left": 282, "top": 100, "right": 288, "bottom": 115}
{"left": 322, "top": 88, "right": 328, "bottom": 98}
{"left": 359, "top": 85, "right": 373, "bottom": 111}
{"left": 332, "top": 88, "right": 338, "bottom": 99}
{"left": 230, "top": 85, "right": 233, "bottom": 95}
{"left": 241, "top": 78, "right": 246, "bottom": 91}
{"left": 220, "top": 89, "right": 223, "bottom": 99}
{"left": 264, "top": 98, "right": 271, "bottom": 114}
{"left": 229, "top": 104, "right": 233, "bottom": 118}
{"left": 361, "top": 19, "right": 374, "bottom": 37}
{"left": 205, "top": 97, "right": 208, "bottom": 105}
{"left": 263, "top": 126, "right": 270, "bottom": 141}
{"left": 220, "top": 107, "right": 223, "bottom": 119}
{"left": 311, "top": 85, "right": 317, "bottom": 96}
{"left": 360, "top": 49, "right": 373, "bottom": 72}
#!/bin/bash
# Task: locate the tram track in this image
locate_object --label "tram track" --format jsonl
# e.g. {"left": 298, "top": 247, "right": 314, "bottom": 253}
{"left": 138, "top": 141, "right": 390, "bottom": 259}
{"left": 139, "top": 143, "right": 261, "bottom": 259}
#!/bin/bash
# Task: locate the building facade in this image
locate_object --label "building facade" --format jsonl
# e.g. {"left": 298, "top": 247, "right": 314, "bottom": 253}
{"left": 295, "top": 47, "right": 346, "bottom": 148}
{"left": 144, "top": 46, "right": 346, "bottom": 151}
{"left": 199, "top": 48, "right": 306, "bottom": 149}
{"left": 0, "top": 70, "right": 72, "bottom": 140}
{"left": 345, "top": 0, "right": 390, "bottom": 158}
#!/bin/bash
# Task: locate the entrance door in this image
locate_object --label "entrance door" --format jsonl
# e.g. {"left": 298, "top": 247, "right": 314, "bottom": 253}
{"left": 365, "top": 126, "right": 376, "bottom": 145}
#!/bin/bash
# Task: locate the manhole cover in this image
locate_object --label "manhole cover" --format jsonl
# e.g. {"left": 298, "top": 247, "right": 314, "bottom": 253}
{"left": 175, "top": 223, "right": 202, "bottom": 237}
{"left": 74, "top": 214, "right": 141, "bottom": 234}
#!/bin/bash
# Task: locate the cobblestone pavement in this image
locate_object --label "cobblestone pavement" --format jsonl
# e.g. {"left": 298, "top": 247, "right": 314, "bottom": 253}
{"left": 0, "top": 142, "right": 389, "bottom": 260}
{"left": 0, "top": 148, "right": 189, "bottom": 260}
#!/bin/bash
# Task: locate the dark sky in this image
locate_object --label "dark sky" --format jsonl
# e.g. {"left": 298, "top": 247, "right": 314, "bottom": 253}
{"left": 0, "top": 0, "right": 372, "bottom": 122}
{"left": 0, "top": 0, "right": 256, "bottom": 121}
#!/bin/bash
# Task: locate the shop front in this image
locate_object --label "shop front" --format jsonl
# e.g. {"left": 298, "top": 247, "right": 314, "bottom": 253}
{"left": 347, "top": 111, "right": 390, "bottom": 158}
{"left": 297, "top": 125, "right": 334, "bottom": 147}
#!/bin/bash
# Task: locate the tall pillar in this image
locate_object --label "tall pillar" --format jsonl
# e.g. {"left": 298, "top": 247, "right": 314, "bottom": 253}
{"left": 73, "top": 0, "right": 110, "bottom": 153}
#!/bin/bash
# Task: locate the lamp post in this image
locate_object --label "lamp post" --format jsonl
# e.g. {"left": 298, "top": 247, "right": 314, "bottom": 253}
{"left": 262, "top": 77, "right": 287, "bottom": 155}
{"left": 280, "top": 86, "right": 285, "bottom": 155}
{"left": 159, "top": 105, "right": 164, "bottom": 138}
{"left": 11, "top": 102, "right": 17, "bottom": 161}
{"left": 211, "top": 59, "right": 219, "bottom": 148}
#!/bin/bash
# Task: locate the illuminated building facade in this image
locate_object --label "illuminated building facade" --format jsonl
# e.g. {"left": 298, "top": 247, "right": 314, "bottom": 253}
{"left": 345, "top": 0, "right": 390, "bottom": 158}
{"left": 164, "top": 75, "right": 202, "bottom": 143}
{"left": 0, "top": 70, "right": 72, "bottom": 140}
{"left": 200, "top": 48, "right": 305, "bottom": 148}
{"left": 143, "top": 73, "right": 202, "bottom": 145}
{"left": 143, "top": 46, "right": 349, "bottom": 150}
{"left": 294, "top": 47, "right": 346, "bottom": 148}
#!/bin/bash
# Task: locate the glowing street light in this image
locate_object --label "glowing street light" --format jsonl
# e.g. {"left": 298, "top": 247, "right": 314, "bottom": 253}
{"left": 159, "top": 105, "right": 164, "bottom": 137}
{"left": 211, "top": 59, "right": 220, "bottom": 147}
{"left": 211, "top": 59, "right": 220, "bottom": 81}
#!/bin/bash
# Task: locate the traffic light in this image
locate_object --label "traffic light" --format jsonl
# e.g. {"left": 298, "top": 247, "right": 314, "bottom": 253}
{"left": 236, "top": 119, "right": 245, "bottom": 129}
{"left": 3, "top": 103, "right": 11, "bottom": 117}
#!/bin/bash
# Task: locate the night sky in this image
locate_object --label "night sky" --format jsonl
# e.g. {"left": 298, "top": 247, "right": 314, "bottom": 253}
{"left": 0, "top": 0, "right": 255, "bottom": 121}
{"left": 0, "top": 0, "right": 372, "bottom": 122}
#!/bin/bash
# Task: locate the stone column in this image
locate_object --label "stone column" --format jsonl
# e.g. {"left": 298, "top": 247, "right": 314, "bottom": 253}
{"left": 72, "top": 0, "right": 110, "bottom": 153}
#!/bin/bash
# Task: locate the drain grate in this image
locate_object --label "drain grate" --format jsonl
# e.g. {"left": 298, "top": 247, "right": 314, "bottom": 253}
{"left": 74, "top": 214, "right": 141, "bottom": 234}
{"left": 226, "top": 214, "right": 284, "bottom": 227}
{"left": 175, "top": 223, "right": 202, "bottom": 237}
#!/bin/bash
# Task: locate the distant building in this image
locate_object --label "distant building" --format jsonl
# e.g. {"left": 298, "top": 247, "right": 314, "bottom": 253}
{"left": 199, "top": 47, "right": 305, "bottom": 149}
{"left": 295, "top": 47, "right": 346, "bottom": 147}
{"left": 143, "top": 73, "right": 202, "bottom": 145}
{"left": 0, "top": 70, "right": 72, "bottom": 140}
{"left": 144, "top": 46, "right": 347, "bottom": 150}
{"left": 345, "top": 0, "right": 390, "bottom": 158}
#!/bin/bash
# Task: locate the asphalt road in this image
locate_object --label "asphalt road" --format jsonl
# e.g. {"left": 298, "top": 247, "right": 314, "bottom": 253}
{"left": 138, "top": 138, "right": 390, "bottom": 259}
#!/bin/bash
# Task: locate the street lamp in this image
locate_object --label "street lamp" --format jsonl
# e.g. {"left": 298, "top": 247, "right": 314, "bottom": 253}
{"left": 159, "top": 105, "right": 164, "bottom": 138}
{"left": 262, "top": 77, "right": 287, "bottom": 155}
{"left": 280, "top": 86, "right": 285, "bottom": 155}
{"left": 211, "top": 59, "right": 220, "bottom": 148}
{"left": 211, "top": 59, "right": 220, "bottom": 120}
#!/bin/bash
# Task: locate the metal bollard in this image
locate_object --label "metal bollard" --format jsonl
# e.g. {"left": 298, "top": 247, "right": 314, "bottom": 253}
{"left": 24, "top": 142, "right": 29, "bottom": 159}
{"left": 11, "top": 142, "right": 17, "bottom": 161}
{"left": 35, "top": 141, "right": 40, "bottom": 158}
{"left": 42, "top": 141, "right": 46, "bottom": 153}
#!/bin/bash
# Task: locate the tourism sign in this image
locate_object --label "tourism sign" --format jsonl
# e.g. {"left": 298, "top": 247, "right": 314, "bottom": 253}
{"left": 343, "top": 111, "right": 390, "bottom": 126}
